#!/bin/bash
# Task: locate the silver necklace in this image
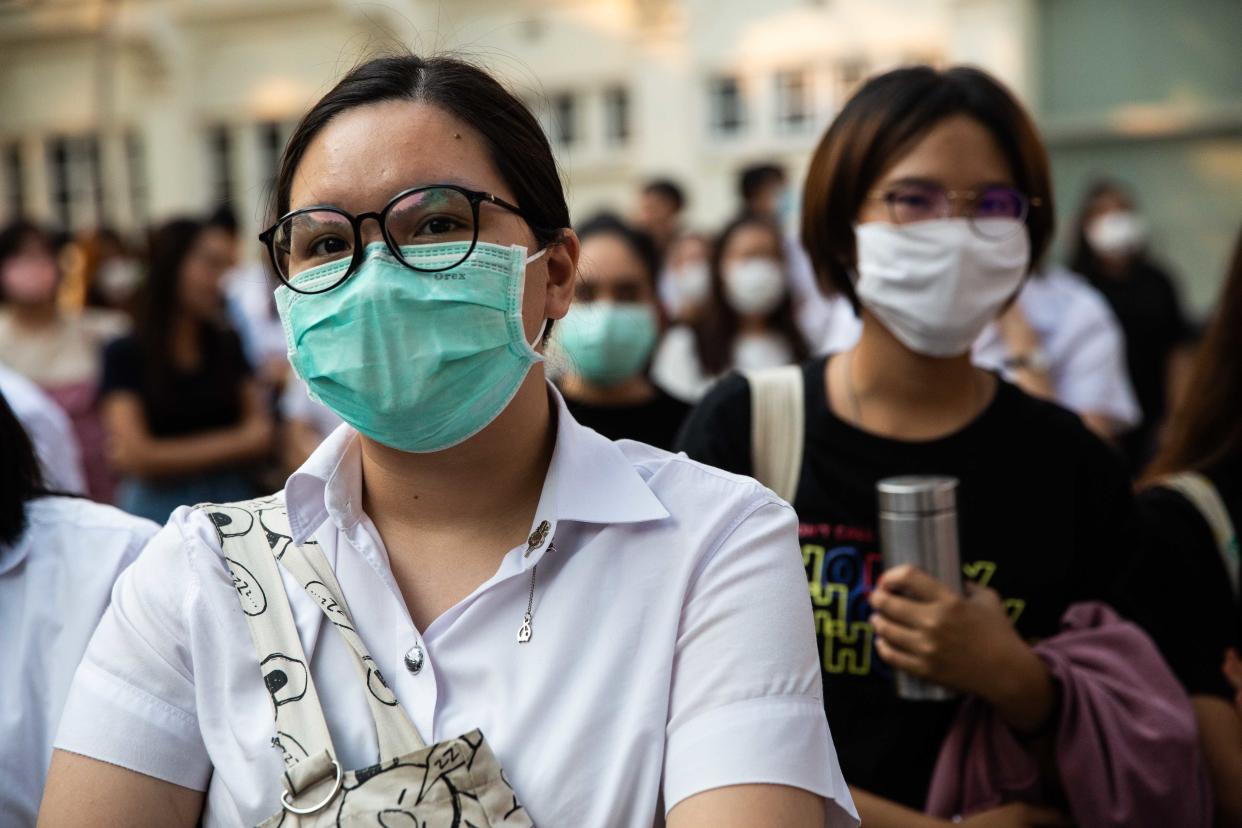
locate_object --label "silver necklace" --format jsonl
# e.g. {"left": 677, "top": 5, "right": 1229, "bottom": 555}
{"left": 517, "top": 521, "right": 553, "bottom": 644}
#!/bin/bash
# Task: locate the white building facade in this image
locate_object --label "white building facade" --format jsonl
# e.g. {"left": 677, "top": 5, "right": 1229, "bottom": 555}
{"left": 0, "top": 0, "right": 978, "bottom": 252}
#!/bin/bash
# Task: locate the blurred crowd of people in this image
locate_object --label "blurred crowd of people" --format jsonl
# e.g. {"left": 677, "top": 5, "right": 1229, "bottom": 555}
{"left": 3, "top": 56, "right": 1241, "bottom": 828}
{"left": 0, "top": 156, "right": 1196, "bottom": 515}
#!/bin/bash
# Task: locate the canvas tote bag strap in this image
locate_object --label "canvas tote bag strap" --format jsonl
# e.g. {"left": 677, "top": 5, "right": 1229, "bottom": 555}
{"left": 1160, "top": 472, "right": 1241, "bottom": 599}
{"left": 743, "top": 365, "right": 806, "bottom": 504}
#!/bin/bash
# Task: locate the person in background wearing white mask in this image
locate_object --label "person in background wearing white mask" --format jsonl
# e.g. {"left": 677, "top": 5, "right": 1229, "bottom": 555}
{"left": 554, "top": 214, "right": 690, "bottom": 450}
{"left": 658, "top": 231, "right": 713, "bottom": 323}
{"left": 1070, "top": 179, "right": 1195, "bottom": 474}
{"left": 679, "top": 66, "right": 1148, "bottom": 827}
{"left": 652, "top": 215, "right": 809, "bottom": 402}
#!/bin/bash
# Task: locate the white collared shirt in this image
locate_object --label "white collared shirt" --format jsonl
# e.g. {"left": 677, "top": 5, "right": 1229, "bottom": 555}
{"left": 55, "top": 390, "right": 857, "bottom": 827}
{"left": 1, "top": 497, "right": 158, "bottom": 824}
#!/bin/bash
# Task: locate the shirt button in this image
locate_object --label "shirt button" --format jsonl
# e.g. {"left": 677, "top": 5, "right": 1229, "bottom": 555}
{"left": 404, "top": 643, "right": 425, "bottom": 675}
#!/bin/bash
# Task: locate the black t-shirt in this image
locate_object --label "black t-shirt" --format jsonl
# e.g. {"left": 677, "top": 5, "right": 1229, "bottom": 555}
{"left": 563, "top": 385, "right": 691, "bottom": 451}
{"left": 1088, "top": 261, "right": 1191, "bottom": 470}
{"left": 101, "top": 328, "right": 252, "bottom": 438}
{"left": 676, "top": 356, "right": 1136, "bottom": 808}
{"left": 1132, "top": 462, "right": 1242, "bottom": 700}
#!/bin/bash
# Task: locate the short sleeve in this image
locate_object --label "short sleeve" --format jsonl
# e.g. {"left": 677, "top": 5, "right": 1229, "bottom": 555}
{"left": 663, "top": 497, "right": 857, "bottom": 825}
{"left": 675, "top": 372, "right": 754, "bottom": 477}
{"left": 1123, "top": 487, "right": 1237, "bottom": 699}
{"left": 53, "top": 521, "right": 213, "bottom": 790}
{"left": 98, "top": 336, "right": 143, "bottom": 398}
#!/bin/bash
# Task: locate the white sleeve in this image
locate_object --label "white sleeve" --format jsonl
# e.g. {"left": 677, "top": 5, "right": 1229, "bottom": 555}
{"left": 53, "top": 521, "right": 213, "bottom": 790}
{"left": 662, "top": 497, "right": 858, "bottom": 825}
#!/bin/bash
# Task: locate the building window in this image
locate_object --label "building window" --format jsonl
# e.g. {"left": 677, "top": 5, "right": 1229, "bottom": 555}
{"left": 838, "top": 58, "right": 868, "bottom": 100}
{"left": 3, "top": 142, "right": 23, "bottom": 220}
{"left": 207, "top": 125, "right": 234, "bottom": 209}
{"left": 708, "top": 75, "right": 745, "bottom": 136}
{"left": 125, "top": 130, "right": 147, "bottom": 226}
{"left": 775, "top": 69, "right": 811, "bottom": 132}
{"left": 259, "top": 121, "right": 286, "bottom": 191}
{"left": 46, "top": 134, "right": 103, "bottom": 231}
{"left": 603, "top": 86, "right": 630, "bottom": 145}
{"left": 550, "top": 92, "right": 578, "bottom": 148}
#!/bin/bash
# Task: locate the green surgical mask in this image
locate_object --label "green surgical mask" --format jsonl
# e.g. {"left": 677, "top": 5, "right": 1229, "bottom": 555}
{"left": 556, "top": 301, "right": 658, "bottom": 387}
{"left": 275, "top": 241, "right": 546, "bottom": 453}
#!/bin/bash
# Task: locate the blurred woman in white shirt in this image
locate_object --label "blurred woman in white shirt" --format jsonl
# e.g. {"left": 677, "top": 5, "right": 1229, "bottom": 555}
{"left": 0, "top": 389, "right": 158, "bottom": 825}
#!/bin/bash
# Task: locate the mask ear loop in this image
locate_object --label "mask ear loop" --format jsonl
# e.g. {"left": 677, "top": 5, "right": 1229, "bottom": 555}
{"left": 523, "top": 245, "right": 550, "bottom": 350}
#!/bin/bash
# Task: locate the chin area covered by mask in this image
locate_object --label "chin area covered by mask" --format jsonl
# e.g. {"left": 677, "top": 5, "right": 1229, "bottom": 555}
{"left": 670, "top": 262, "right": 711, "bottom": 305}
{"left": 276, "top": 241, "right": 547, "bottom": 453}
{"left": 854, "top": 217, "right": 1030, "bottom": 358}
{"left": 556, "top": 301, "right": 658, "bottom": 388}
{"left": 1, "top": 258, "right": 59, "bottom": 305}
{"left": 723, "top": 257, "right": 787, "bottom": 317}
{"left": 1086, "top": 211, "right": 1148, "bottom": 259}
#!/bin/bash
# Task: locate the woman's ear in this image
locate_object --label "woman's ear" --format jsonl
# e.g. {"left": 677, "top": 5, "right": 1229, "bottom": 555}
{"left": 542, "top": 229, "right": 579, "bottom": 322}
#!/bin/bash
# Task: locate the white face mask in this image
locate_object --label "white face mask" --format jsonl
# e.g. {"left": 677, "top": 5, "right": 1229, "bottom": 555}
{"left": 724, "top": 257, "right": 786, "bottom": 316}
{"left": 671, "top": 261, "right": 711, "bottom": 305}
{"left": 854, "top": 218, "right": 1030, "bottom": 358}
{"left": 1086, "top": 211, "right": 1147, "bottom": 258}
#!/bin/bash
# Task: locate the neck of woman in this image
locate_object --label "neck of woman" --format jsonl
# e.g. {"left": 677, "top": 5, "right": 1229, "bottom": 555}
{"left": 738, "top": 314, "right": 770, "bottom": 335}
{"left": 170, "top": 314, "right": 203, "bottom": 371}
{"left": 360, "top": 368, "right": 557, "bottom": 537}
{"left": 9, "top": 302, "right": 58, "bottom": 328}
{"left": 833, "top": 311, "right": 994, "bottom": 441}
{"left": 559, "top": 372, "right": 654, "bottom": 406}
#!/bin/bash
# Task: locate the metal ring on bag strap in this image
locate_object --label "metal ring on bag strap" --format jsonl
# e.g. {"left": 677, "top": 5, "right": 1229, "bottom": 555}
{"left": 280, "top": 758, "right": 343, "bottom": 816}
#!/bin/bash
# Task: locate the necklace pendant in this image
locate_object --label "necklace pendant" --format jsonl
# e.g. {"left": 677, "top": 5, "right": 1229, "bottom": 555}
{"left": 517, "top": 614, "right": 533, "bottom": 644}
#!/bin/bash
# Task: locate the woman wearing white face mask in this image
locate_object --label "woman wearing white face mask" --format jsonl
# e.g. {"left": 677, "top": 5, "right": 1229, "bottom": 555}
{"left": 659, "top": 232, "right": 713, "bottom": 323}
{"left": 41, "top": 55, "right": 854, "bottom": 828}
{"left": 680, "top": 67, "right": 1154, "bottom": 827}
{"left": 1069, "top": 180, "right": 1194, "bottom": 475}
{"left": 652, "top": 216, "right": 809, "bottom": 402}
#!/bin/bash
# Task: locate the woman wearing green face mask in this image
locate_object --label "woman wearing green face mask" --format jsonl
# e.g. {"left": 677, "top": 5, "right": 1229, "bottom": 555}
{"left": 41, "top": 54, "right": 855, "bottom": 828}
{"left": 554, "top": 214, "right": 691, "bottom": 450}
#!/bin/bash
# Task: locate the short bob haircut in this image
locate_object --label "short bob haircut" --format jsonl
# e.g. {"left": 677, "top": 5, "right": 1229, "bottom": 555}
{"left": 801, "top": 65, "right": 1054, "bottom": 312}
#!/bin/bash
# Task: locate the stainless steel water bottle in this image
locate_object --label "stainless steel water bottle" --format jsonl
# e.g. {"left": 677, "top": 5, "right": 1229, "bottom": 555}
{"left": 876, "top": 475, "right": 962, "bottom": 701}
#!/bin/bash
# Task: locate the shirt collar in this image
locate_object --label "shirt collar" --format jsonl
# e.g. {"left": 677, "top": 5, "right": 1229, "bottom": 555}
{"left": 284, "top": 383, "right": 670, "bottom": 546}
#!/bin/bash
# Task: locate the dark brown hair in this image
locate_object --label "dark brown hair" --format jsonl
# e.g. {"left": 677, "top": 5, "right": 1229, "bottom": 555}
{"left": 132, "top": 217, "right": 236, "bottom": 413}
{"left": 0, "top": 389, "right": 44, "bottom": 547}
{"left": 693, "top": 215, "right": 809, "bottom": 375}
{"left": 800, "top": 65, "right": 1055, "bottom": 311}
{"left": 1142, "top": 222, "right": 1242, "bottom": 484}
{"left": 272, "top": 54, "right": 568, "bottom": 248}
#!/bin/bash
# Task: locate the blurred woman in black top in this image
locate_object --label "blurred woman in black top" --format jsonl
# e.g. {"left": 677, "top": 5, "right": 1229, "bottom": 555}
{"left": 1069, "top": 179, "right": 1194, "bottom": 474}
{"left": 100, "top": 217, "right": 274, "bottom": 522}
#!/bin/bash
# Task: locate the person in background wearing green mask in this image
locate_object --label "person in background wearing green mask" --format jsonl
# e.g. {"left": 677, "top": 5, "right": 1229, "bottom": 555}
{"left": 554, "top": 214, "right": 690, "bottom": 450}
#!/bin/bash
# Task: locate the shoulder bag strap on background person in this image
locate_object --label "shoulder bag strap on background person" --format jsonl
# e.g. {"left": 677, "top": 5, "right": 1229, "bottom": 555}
{"left": 743, "top": 364, "right": 805, "bottom": 504}
{"left": 1160, "top": 471, "right": 1241, "bottom": 599}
